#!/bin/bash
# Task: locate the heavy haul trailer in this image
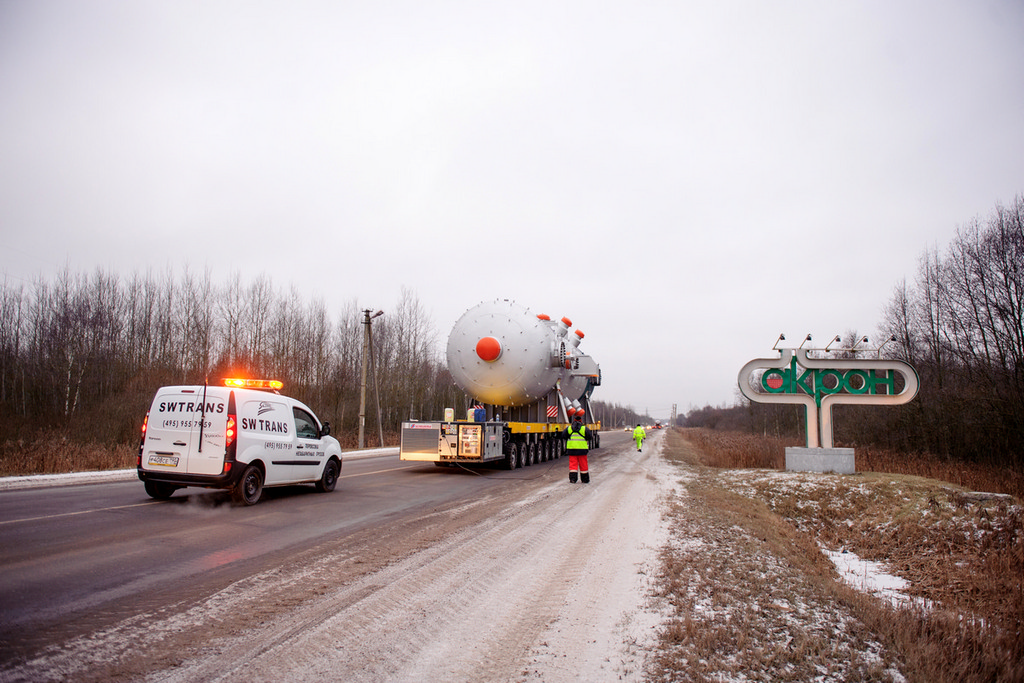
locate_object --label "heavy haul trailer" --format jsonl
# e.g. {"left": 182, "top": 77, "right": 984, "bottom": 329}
{"left": 399, "top": 401, "right": 601, "bottom": 469}
{"left": 400, "top": 299, "right": 602, "bottom": 469}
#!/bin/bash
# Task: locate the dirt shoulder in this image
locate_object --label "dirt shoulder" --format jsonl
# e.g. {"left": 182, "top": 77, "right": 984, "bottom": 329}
{"left": 653, "top": 429, "right": 1024, "bottom": 683}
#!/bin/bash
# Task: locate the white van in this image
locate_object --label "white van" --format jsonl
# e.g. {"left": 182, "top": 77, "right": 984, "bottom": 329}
{"left": 137, "top": 379, "right": 343, "bottom": 505}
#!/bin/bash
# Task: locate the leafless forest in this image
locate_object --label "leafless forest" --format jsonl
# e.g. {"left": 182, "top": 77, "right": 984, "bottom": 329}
{"left": 0, "top": 268, "right": 646, "bottom": 471}
{"left": 0, "top": 272, "right": 462, "bottom": 451}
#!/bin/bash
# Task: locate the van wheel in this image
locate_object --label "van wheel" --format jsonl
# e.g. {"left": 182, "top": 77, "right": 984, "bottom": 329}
{"left": 232, "top": 465, "right": 263, "bottom": 505}
{"left": 315, "top": 459, "right": 340, "bottom": 493}
{"left": 144, "top": 481, "right": 178, "bottom": 500}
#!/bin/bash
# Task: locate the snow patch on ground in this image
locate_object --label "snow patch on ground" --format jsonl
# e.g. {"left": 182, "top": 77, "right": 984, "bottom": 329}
{"left": 823, "top": 546, "right": 912, "bottom": 606}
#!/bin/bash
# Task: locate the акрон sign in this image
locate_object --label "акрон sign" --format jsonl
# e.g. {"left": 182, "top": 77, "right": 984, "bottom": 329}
{"left": 737, "top": 337, "right": 919, "bottom": 449}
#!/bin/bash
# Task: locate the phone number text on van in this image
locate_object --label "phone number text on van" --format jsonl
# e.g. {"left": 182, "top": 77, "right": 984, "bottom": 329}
{"left": 161, "top": 419, "right": 213, "bottom": 429}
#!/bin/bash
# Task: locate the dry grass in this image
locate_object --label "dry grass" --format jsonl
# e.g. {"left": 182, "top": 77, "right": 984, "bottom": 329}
{"left": 652, "top": 433, "right": 904, "bottom": 681}
{"left": 0, "top": 434, "right": 135, "bottom": 476}
{"left": 676, "top": 427, "right": 794, "bottom": 469}
{"left": 678, "top": 427, "right": 1024, "bottom": 500}
{"left": 856, "top": 444, "right": 1024, "bottom": 501}
{"left": 653, "top": 428, "right": 1024, "bottom": 683}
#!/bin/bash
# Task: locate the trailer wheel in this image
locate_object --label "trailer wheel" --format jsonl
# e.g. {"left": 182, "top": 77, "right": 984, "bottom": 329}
{"left": 505, "top": 443, "right": 518, "bottom": 470}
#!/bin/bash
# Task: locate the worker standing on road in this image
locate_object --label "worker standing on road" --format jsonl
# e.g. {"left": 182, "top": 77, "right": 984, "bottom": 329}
{"left": 565, "top": 413, "right": 590, "bottom": 484}
{"left": 632, "top": 424, "right": 645, "bottom": 452}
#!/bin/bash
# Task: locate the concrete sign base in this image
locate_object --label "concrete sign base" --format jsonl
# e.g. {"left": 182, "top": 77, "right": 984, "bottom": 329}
{"left": 785, "top": 447, "right": 855, "bottom": 474}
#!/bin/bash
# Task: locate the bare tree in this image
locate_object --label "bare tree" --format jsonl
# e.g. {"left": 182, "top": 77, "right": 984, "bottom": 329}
{"left": 0, "top": 279, "right": 25, "bottom": 408}
{"left": 216, "top": 271, "right": 248, "bottom": 373}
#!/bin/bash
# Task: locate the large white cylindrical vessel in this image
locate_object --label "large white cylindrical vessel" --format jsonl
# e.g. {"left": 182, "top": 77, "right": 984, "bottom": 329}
{"left": 446, "top": 300, "right": 572, "bottom": 407}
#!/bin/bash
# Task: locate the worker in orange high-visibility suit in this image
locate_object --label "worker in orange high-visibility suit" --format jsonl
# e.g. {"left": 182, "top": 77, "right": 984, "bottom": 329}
{"left": 565, "top": 413, "right": 590, "bottom": 483}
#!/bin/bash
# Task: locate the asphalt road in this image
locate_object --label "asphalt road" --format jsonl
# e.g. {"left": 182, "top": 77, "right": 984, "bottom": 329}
{"left": 0, "top": 444, "right": 567, "bottom": 663}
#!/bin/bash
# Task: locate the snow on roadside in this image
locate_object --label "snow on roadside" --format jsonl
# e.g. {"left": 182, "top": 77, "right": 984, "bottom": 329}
{"left": 0, "top": 468, "right": 136, "bottom": 490}
{"left": 0, "top": 448, "right": 399, "bottom": 490}
{"left": 822, "top": 546, "right": 913, "bottom": 607}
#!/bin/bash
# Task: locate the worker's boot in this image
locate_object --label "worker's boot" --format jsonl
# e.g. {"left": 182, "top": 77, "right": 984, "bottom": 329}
{"left": 580, "top": 472, "right": 590, "bottom": 484}
{"left": 569, "top": 471, "right": 578, "bottom": 484}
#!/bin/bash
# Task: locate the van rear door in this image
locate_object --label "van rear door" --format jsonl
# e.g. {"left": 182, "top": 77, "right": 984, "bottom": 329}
{"left": 142, "top": 387, "right": 228, "bottom": 476}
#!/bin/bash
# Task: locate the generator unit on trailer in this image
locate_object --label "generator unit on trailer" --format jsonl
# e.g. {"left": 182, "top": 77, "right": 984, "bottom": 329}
{"left": 400, "top": 299, "right": 601, "bottom": 469}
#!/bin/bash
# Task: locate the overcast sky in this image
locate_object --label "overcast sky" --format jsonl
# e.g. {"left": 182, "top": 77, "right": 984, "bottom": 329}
{"left": 2, "top": 1, "right": 1022, "bottom": 419}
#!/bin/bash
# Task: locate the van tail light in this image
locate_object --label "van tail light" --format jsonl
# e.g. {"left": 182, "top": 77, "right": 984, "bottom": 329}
{"left": 224, "top": 391, "right": 238, "bottom": 473}
{"left": 226, "top": 414, "right": 237, "bottom": 449}
{"left": 137, "top": 413, "right": 149, "bottom": 467}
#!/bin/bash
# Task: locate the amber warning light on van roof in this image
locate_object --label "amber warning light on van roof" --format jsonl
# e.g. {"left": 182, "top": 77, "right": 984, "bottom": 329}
{"left": 222, "top": 378, "right": 284, "bottom": 391}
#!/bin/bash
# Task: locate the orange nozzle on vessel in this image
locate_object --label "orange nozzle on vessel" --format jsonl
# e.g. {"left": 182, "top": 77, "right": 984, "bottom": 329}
{"left": 575, "top": 329, "right": 585, "bottom": 340}
{"left": 476, "top": 336, "right": 502, "bottom": 362}
{"left": 561, "top": 317, "right": 572, "bottom": 328}
{"left": 537, "top": 314, "right": 551, "bottom": 321}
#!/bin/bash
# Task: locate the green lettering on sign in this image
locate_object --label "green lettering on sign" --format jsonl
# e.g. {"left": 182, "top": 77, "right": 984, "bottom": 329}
{"left": 760, "top": 363, "right": 902, "bottom": 407}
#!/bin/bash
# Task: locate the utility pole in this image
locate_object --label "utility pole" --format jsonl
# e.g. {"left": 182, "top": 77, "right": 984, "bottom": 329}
{"left": 358, "top": 309, "right": 384, "bottom": 449}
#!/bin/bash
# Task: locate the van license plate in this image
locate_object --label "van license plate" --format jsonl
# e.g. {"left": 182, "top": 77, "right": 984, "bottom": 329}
{"left": 148, "top": 454, "right": 179, "bottom": 467}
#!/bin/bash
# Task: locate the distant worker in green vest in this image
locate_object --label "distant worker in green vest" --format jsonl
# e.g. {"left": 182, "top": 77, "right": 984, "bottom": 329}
{"left": 632, "top": 424, "right": 645, "bottom": 452}
{"left": 565, "top": 412, "right": 590, "bottom": 484}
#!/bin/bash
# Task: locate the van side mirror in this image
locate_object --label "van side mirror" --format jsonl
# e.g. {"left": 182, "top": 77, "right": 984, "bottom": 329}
{"left": 320, "top": 422, "right": 331, "bottom": 437}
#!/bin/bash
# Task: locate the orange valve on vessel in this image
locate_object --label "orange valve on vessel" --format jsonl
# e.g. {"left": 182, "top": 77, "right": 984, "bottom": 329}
{"left": 476, "top": 336, "right": 503, "bottom": 362}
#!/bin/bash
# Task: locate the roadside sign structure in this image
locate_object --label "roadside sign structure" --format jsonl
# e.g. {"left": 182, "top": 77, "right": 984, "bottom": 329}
{"left": 737, "top": 335, "right": 919, "bottom": 472}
